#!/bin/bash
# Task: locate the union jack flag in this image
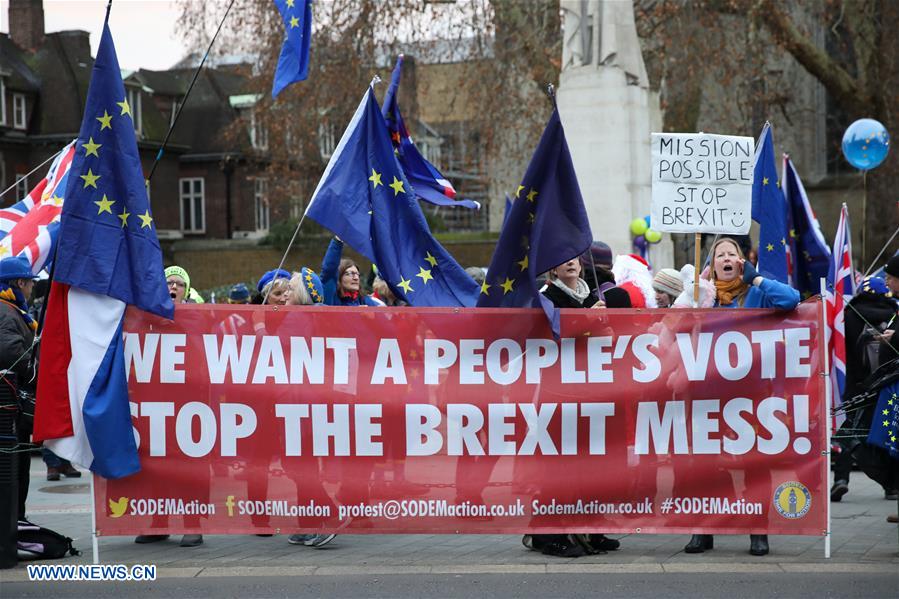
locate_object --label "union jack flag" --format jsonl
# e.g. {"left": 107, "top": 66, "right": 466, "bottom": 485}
{"left": 826, "top": 203, "right": 855, "bottom": 427}
{"left": 0, "top": 141, "right": 76, "bottom": 272}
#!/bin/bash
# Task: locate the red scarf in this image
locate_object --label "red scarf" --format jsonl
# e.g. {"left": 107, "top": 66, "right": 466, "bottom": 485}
{"left": 341, "top": 290, "right": 359, "bottom": 301}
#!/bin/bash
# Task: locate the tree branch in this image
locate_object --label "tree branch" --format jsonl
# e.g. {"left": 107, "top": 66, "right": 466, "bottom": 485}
{"left": 755, "top": 0, "right": 871, "bottom": 116}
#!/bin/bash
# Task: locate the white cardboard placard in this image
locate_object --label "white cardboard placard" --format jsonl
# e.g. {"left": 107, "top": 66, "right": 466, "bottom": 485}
{"left": 650, "top": 132, "right": 754, "bottom": 235}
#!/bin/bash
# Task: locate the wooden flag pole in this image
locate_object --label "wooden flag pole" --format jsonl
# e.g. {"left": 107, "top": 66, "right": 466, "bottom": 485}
{"left": 693, "top": 233, "right": 701, "bottom": 307}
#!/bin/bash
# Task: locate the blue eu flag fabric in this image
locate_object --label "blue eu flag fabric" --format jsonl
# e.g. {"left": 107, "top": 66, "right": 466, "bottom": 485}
{"left": 382, "top": 56, "right": 479, "bottom": 210}
{"left": 476, "top": 109, "right": 593, "bottom": 337}
{"left": 783, "top": 155, "right": 831, "bottom": 297}
{"left": 272, "top": 0, "right": 312, "bottom": 98}
{"left": 306, "top": 89, "right": 479, "bottom": 308}
{"left": 53, "top": 23, "right": 173, "bottom": 320}
{"left": 868, "top": 382, "right": 899, "bottom": 460}
{"left": 751, "top": 123, "right": 789, "bottom": 284}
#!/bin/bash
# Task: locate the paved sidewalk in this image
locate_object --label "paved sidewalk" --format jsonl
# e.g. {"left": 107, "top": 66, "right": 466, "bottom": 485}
{"left": 2, "top": 456, "right": 897, "bottom": 582}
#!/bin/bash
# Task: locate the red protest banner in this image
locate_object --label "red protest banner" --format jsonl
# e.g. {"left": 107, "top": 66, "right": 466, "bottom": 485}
{"left": 95, "top": 303, "right": 826, "bottom": 537}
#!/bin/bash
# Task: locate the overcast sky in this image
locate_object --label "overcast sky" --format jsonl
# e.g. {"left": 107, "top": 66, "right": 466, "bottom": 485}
{"left": 0, "top": 0, "right": 188, "bottom": 70}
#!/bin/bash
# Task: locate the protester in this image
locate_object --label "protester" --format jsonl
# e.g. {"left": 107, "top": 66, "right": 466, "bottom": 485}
{"left": 371, "top": 276, "right": 405, "bottom": 306}
{"left": 612, "top": 254, "right": 657, "bottom": 308}
{"left": 832, "top": 276, "right": 898, "bottom": 502}
{"left": 320, "top": 238, "right": 380, "bottom": 306}
{"left": 0, "top": 256, "right": 39, "bottom": 522}
{"left": 228, "top": 283, "right": 251, "bottom": 304}
{"left": 652, "top": 268, "right": 683, "bottom": 308}
{"left": 137, "top": 265, "right": 204, "bottom": 547}
{"left": 522, "top": 257, "right": 621, "bottom": 557}
{"left": 43, "top": 448, "right": 81, "bottom": 481}
{"left": 288, "top": 268, "right": 325, "bottom": 306}
{"left": 680, "top": 238, "right": 799, "bottom": 557}
{"left": 164, "top": 265, "right": 191, "bottom": 304}
{"left": 257, "top": 269, "right": 292, "bottom": 305}
{"left": 579, "top": 242, "right": 631, "bottom": 308}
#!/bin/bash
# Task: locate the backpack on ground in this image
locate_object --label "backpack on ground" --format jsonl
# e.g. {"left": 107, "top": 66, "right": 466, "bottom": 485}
{"left": 17, "top": 519, "right": 80, "bottom": 559}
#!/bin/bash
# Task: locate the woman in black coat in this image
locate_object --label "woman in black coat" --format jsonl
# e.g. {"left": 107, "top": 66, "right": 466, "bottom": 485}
{"left": 522, "top": 258, "right": 621, "bottom": 557}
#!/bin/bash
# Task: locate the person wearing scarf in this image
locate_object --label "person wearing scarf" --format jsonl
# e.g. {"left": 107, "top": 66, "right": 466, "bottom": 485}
{"left": 683, "top": 238, "right": 799, "bottom": 558}
{"left": 0, "top": 256, "right": 39, "bottom": 522}
{"left": 320, "top": 238, "right": 380, "bottom": 307}
{"left": 522, "top": 257, "right": 620, "bottom": 558}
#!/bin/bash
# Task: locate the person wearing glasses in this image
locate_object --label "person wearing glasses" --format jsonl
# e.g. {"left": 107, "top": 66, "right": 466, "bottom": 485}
{"left": 320, "top": 238, "right": 380, "bottom": 306}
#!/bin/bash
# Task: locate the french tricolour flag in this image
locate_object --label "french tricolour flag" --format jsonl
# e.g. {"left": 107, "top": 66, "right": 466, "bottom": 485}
{"left": 32, "top": 21, "right": 173, "bottom": 479}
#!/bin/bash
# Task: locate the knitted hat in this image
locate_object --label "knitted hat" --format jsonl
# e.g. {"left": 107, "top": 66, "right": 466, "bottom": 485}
{"left": 885, "top": 255, "right": 899, "bottom": 278}
{"left": 164, "top": 265, "right": 190, "bottom": 295}
{"left": 257, "top": 268, "right": 291, "bottom": 293}
{"left": 229, "top": 283, "right": 250, "bottom": 303}
{"left": 301, "top": 267, "right": 324, "bottom": 304}
{"left": 652, "top": 268, "right": 684, "bottom": 297}
{"left": 0, "top": 256, "right": 37, "bottom": 281}
{"left": 580, "top": 241, "right": 614, "bottom": 269}
{"left": 860, "top": 276, "right": 890, "bottom": 297}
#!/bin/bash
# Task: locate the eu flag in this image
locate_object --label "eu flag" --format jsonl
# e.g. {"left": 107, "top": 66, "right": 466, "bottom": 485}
{"left": 272, "top": 0, "right": 312, "bottom": 98}
{"left": 33, "top": 21, "right": 172, "bottom": 479}
{"left": 306, "top": 88, "right": 479, "bottom": 307}
{"left": 867, "top": 383, "right": 899, "bottom": 460}
{"left": 382, "top": 55, "right": 479, "bottom": 210}
{"left": 783, "top": 155, "right": 831, "bottom": 297}
{"left": 476, "top": 109, "right": 593, "bottom": 337}
{"left": 51, "top": 26, "right": 172, "bottom": 318}
{"left": 751, "top": 123, "right": 789, "bottom": 283}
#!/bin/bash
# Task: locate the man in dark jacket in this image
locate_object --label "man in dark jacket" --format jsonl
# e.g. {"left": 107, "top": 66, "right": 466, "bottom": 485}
{"left": 0, "top": 256, "right": 39, "bottom": 520}
{"left": 832, "top": 275, "right": 899, "bottom": 502}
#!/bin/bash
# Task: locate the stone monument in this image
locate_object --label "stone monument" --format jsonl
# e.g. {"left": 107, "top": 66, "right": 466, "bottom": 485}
{"left": 557, "top": 0, "right": 673, "bottom": 268}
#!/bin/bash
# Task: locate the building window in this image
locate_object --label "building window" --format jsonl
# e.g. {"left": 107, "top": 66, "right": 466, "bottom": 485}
{"left": 250, "top": 112, "right": 268, "bottom": 151}
{"left": 126, "top": 87, "right": 142, "bottom": 136}
{"left": 0, "top": 78, "right": 6, "bottom": 125}
{"left": 255, "top": 178, "right": 269, "bottom": 232}
{"left": 179, "top": 177, "right": 205, "bottom": 233}
{"left": 14, "top": 173, "right": 28, "bottom": 199}
{"left": 13, "top": 94, "right": 26, "bottom": 129}
{"left": 318, "top": 121, "right": 336, "bottom": 159}
{"left": 171, "top": 97, "right": 181, "bottom": 126}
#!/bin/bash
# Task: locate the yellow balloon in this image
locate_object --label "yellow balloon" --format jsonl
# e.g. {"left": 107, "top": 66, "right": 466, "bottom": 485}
{"left": 630, "top": 218, "right": 648, "bottom": 236}
{"left": 645, "top": 229, "right": 662, "bottom": 243}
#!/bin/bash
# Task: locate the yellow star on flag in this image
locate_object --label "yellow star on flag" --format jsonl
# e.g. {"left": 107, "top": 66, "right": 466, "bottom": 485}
{"left": 117, "top": 98, "right": 131, "bottom": 117}
{"left": 480, "top": 281, "right": 490, "bottom": 295}
{"left": 517, "top": 255, "right": 529, "bottom": 271}
{"left": 119, "top": 209, "right": 131, "bottom": 228}
{"left": 290, "top": 16, "right": 299, "bottom": 28}
{"left": 94, "top": 194, "right": 115, "bottom": 214}
{"left": 526, "top": 189, "right": 538, "bottom": 202}
{"left": 96, "top": 110, "right": 113, "bottom": 130}
{"left": 885, "top": 420, "right": 890, "bottom": 427}
{"left": 80, "top": 168, "right": 100, "bottom": 189}
{"left": 416, "top": 266, "right": 433, "bottom": 284}
{"left": 884, "top": 409, "right": 890, "bottom": 416}
{"left": 389, "top": 176, "right": 405, "bottom": 196}
{"left": 515, "top": 185, "right": 524, "bottom": 198}
{"left": 397, "top": 277, "right": 413, "bottom": 294}
{"left": 369, "top": 169, "right": 382, "bottom": 188}
{"left": 49, "top": 196, "right": 63, "bottom": 207}
{"left": 501, "top": 277, "right": 515, "bottom": 294}
{"left": 138, "top": 210, "right": 154, "bottom": 229}
{"left": 286, "top": 0, "right": 295, "bottom": 6}
{"left": 762, "top": 177, "right": 769, "bottom": 185}
{"left": 424, "top": 252, "right": 438, "bottom": 267}
{"left": 766, "top": 243, "right": 774, "bottom": 251}
{"left": 781, "top": 238, "right": 786, "bottom": 246}
{"left": 0, "top": 245, "right": 8, "bottom": 257}
{"left": 83, "top": 137, "right": 101, "bottom": 157}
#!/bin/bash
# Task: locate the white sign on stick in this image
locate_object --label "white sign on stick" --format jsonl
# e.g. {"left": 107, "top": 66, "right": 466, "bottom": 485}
{"left": 650, "top": 133, "right": 754, "bottom": 235}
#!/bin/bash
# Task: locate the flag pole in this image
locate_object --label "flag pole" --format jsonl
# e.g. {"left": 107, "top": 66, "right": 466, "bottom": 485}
{"left": 819, "top": 276, "right": 831, "bottom": 559}
{"left": 693, "top": 233, "right": 701, "bottom": 306}
{"left": 90, "top": 472, "right": 100, "bottom": 564}
{"left": 144, "top": 0, "right": 236, "bottom": 186}
{"left": 862, "top": 219, "right": 899, "bottom": 276}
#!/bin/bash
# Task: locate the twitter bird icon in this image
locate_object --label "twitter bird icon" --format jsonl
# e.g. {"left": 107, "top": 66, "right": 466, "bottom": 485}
{"left": 109, "top": 497, "right": 129, "bottom": 518}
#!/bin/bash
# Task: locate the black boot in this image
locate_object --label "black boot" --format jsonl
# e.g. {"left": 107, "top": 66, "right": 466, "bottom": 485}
{"left": 749, "top": 534, "right": 769, "bottom": 556}
{"left": 684, "top": 534, "right": 713, "bottom": 553}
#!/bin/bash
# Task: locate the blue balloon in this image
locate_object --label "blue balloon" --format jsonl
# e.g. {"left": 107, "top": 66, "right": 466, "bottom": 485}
{"left": 644, "top": 215, "right": 651, "bottom": 227}
{"left": 842, "top": 118, "right": 890, "bottom": 170}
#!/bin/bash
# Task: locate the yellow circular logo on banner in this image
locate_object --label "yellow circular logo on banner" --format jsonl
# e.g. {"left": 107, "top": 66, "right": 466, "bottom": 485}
{"left": 773, "top": 481, "right": 811, "bottom": 519}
